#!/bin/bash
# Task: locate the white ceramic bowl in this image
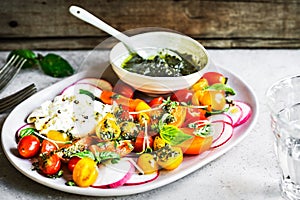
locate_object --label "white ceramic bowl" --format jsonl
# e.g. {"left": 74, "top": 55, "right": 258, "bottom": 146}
{"left": 110, "top": 31, "right": 210, "bottom": 94}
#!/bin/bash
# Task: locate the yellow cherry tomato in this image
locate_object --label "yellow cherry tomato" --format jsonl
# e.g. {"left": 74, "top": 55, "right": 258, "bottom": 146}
{"left": 192, "top": 90, "right": 204, "bottom": 106}
{"left": 96, "top": 113, "right": 121, "bottom": 140}
{"left": 138, "top": 112, "right": 151, "bottom": 126}
{"left": 191, "top": 78, "right": 209, "bottom": 92}
{"left": 72, "top": 157, "right": 98, "bottom": 187}
{"left": 200, "top": 90, "right": 226, "bottom": 111}
{"left": 135, "top": 100, "right": 151, "bottom": 112}
{"left": 47, "top": 130, "right": 70, "bottom": 142}
{"left": 153, "top": 136, "right": 166, "bottom": 151}
{"left": 157, "top": 146, "right": 183, "bottom": 170}
{"left": 137, "top": 153, "right": 158, "bottom": 174}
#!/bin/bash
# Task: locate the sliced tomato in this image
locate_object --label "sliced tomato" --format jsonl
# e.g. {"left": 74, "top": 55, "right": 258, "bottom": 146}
{"left": 176, "top": 128, "right": 213, "bottom": 155}
{"left": 191, "top": 78, "right": 209, "bottom": 91}
{"left": 183, "top": 108, "right": 207, "bottom": 127}
{"left": 38, "top": 153, "right": 61, "bottom": 175}
{"left": 157, "top": 146, "right": 183, "bottom": 170}
{"left": 18, "top": 135, "right": 40, "bottom": 158}
{"left": 40, "top": 139, "right": 57, "bottom": 154}
{"left": 148, "top": 97, "right": 164, "bottom": 108}
{"left": 171, "top": 89, "right": 193, "bottom": 103}
{"left": 200, "top": 90, "right": 226, "bottom": 111}
{"left": 168, "top": 106, "right": 186, "bottom": 128}
{"left": 113, "top": 80, "right": 135, "bottom": 98}
{"left": 134, "top": 131, "right": 153, "bottom": 153}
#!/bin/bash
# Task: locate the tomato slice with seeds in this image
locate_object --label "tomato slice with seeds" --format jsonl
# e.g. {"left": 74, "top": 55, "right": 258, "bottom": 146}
{"left": 38, "top": 153, "right": 61, "bottom": 175}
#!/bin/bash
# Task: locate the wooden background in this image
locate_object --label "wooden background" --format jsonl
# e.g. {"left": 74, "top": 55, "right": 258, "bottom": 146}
{"left": 0, "top": 0, "right": 299, "bottom": 50}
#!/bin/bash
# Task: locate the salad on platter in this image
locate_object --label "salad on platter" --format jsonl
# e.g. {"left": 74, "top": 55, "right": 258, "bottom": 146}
{"left": 15, "top": 71, "right": 252, "bottom": 188}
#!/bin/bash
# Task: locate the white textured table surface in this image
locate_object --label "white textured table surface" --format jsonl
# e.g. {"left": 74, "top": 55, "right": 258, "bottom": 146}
{"left": 0, "top": 49, "right": 299, "bottom": 200}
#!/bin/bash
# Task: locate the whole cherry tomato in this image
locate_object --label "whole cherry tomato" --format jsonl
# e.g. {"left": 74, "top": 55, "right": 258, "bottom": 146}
{"left": 148, "top": 97, "right": 164, "bottom": 107}
{"left": 68, "top": 156, "right": 81, "bottom": 172}
{"left": 72, "top": 157, "right": 98, "bottom": 187}
{"left": 18, "top": 135, "right": 41, "bottom": 158}
{"left": 113, "top": 80, "right": 135, "bottom": 98}
{"left": 40, "top": 139, "right": 57, "bottom": 154}
{"left": 38, "top": 153, "right": 61, "bottom": 175}
{"left": 201, "top": 72, "right": 227, "bottom": 85}
{"left": 171, "top": 89, "right": 193, "bottom": 103}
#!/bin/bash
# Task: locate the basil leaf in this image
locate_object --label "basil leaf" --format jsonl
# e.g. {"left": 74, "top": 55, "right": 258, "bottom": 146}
{"left": 94, "top": 151, "right": 120, "bottom": 164}
{"left": 79, "top": 89, "right": 95, "bottom": 100}
{"left": 159, "top": 125, "right": 192, "bottom": 146}
{"left": 208, "top": 83, "right": 235, "bottom": 95}
{"left": 19, "top": 127, "right": 36, "bottom": 138}
{"left": 39, "top": 53, "right": 74, "bottom": 77}
{"left": 7, "top": 49, "right": 38, "bottom": 69}
{"left": 72, "top": 150, "right": 95, "bottom": 160}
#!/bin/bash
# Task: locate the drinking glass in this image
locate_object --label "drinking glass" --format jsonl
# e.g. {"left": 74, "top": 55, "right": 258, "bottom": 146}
{"left": 266, "top": 75, "right": 300, "bottom": 200}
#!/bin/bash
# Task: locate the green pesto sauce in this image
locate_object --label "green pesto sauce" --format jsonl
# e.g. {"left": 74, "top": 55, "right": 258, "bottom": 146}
{"left": 121, "top": 50, "right": 200, "bottom": 77}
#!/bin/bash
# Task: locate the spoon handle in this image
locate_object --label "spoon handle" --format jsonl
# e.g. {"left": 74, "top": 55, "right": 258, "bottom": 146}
{"left": 69, "top": 5, "right": 135, "bottom": 52}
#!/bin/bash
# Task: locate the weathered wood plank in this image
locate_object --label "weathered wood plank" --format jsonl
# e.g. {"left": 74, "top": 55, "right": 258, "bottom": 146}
{"left": 1, "top": 37, "right": 299, "bottom": 50}
{"left": 0, "top": 0, "right": 299, "bottom": 49}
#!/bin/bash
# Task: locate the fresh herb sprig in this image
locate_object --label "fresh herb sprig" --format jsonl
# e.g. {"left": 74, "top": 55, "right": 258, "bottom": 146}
{"left": 7, "top": 49, "right": 74, "bottom": 77}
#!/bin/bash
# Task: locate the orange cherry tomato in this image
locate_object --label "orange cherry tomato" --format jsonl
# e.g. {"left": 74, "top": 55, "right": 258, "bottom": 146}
{"left": 18, "top": 135, "right": 41, "bottom": 158}
{"left": 176, "top": 128, "right": 213, "bottom": 155}
{"left": 38, "top": 153, "right": 61, "bottom": 175}
{"left": 73, "top": 157, "right": 98, "bottom": 187}
{"left": 191, "top": 78, "right": 209, "bottom": 91}
{"left": 191, "top": 90, "right": 204, "bottom": 106}
{"left": 100, "top": 90, "right": 132, "bottom": 105}
{"left": 40, "top": 139, "right": 57, "bottom": 154}
{"left": 200, "top": 90, "right": 226, "bottom": 111}
{"left": 168, "top": 106, "right": 187, "bottom": 128}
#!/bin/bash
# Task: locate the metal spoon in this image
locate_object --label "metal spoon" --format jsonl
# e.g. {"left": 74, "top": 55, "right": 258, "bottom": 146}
{"left": 69, "top": 5, "right": 140, "bottom": 56}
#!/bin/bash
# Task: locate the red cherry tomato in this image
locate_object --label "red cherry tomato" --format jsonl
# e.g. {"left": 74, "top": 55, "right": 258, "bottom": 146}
{"left": 40, "top": 140, "right": 57, "bottom": 154}
{"left": 183, "top": 108, "right": 207, "bottom": 127}
{"left": 18, "top": 135, "right": 41, "bottom": 158}
{"left": 171, "top": 89, "right": 193, "bottom": 103}
{"left": 148, "top": 97, "right": 164, "bottom": 107}
{"left": 67, "top": 156, "right": 81, "bottom": 172}
{"left": 113, "top": 80, "right": 135, "bottom": 98}
{"left": 202, "top": 72, "right": 226, "bottom": 85}
{"left": 38, "top": 153, "right": 61, "bottom": 175}
{"left": 134, "top": 131, "right": 153, "bottom": 153}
